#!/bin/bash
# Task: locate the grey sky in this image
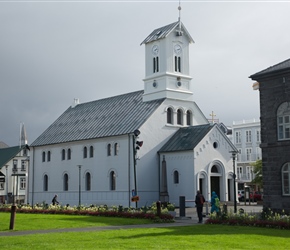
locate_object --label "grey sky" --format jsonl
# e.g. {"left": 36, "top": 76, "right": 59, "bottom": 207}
{"left": 1, "top": 0, "right": 289, "bottom": 146}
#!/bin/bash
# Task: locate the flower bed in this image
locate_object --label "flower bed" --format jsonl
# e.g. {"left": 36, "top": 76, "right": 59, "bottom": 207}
{"left": 206, "top": 207, "right": 290, "bottom": 230}
{"left": 0, "top": 203, "right": 174, "bottom": 223}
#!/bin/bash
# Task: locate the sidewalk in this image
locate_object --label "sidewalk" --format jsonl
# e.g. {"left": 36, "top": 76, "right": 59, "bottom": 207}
{"left": 0, "top": 204, "right": 263, "bottom": 237}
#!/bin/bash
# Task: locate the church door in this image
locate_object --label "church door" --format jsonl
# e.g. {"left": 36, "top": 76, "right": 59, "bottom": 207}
{"left": 210, "top": 176, "right": 220, "bottom": 199}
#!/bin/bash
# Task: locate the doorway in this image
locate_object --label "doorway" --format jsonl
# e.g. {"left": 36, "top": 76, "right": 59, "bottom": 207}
{"left": 211, "top": 176, "right": 220, "bottom": 198}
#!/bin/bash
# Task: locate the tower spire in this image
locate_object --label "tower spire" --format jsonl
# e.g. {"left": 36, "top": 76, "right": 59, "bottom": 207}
{"left": 20, "top": 122, "right": 28, "bottom": 146}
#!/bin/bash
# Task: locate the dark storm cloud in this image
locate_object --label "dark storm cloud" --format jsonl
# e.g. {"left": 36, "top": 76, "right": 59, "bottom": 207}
{"left": 1, "top": 1, "right": 289, "bottom": 146}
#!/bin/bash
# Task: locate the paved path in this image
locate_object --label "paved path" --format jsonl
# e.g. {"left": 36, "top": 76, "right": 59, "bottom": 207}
{"left": 0, "top": 204, "right": 263, "bottom": 237}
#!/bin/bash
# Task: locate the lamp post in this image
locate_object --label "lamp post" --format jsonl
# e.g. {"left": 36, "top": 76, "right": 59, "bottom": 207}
{"left": 9, "top": 160, "right": 18, "bottom": 230}
{"left": 5, "top": 165, "right": 8, "bottom": 204}
{"left": 132, "top": 129, "right": 141, "bottom": 209}
{"left": 77, "top": 165, "right": 82, "bottom": 207}
{"left": 230, "top": 151, "right": 237, "bottom": 213}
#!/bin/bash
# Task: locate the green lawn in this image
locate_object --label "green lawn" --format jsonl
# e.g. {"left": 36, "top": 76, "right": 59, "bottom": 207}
{"left": 1, "top": 212, "right": 290, "bottom": 249}
{"left": 0, "top": 212, "right": 152, "bottom": 231}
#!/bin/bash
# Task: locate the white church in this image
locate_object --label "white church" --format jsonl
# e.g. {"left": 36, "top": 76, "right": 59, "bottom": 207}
{"left": 28, "top": 16, "right": 238, "bottom": 208}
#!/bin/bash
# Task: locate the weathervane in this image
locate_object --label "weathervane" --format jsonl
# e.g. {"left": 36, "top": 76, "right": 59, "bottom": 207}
{"left": 177, "top": 0, "right": 182, "bottom": 35}
{"left": 178, "top": 0, "right": 181, "bottom": 22}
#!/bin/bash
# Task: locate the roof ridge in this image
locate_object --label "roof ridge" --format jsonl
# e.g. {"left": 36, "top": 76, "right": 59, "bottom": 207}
{"left": 250, "top": 58, "right": 290, "bottom": 78}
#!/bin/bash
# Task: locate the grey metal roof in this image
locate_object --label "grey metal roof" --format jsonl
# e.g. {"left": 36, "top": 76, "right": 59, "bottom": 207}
{"left": 250, "top": 58, "right": 290, "bottom": 79}
{"left": 0, "top": 145, "right": 28, "bottom": 169}
{"left": 31, "top": 90, "right": 164, "bottom": 147}
{"left": 158, "top": 124, "right": 213, "bottom": 153}
{"left": 140, "top": 21, "right": 194, "bottom": 45}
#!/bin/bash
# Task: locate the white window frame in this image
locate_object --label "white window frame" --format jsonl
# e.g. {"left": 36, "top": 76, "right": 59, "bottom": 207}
{"left": 20, "top": 177, "right": 26, "bottom": 190}
{"left": 246, "top": 130, "right": 252, "bottom": 143}
{"left": 235, "top": 131, "right": 241, "bottom": 144}
{"left": 256, "top": 130, "right": 261, "bottom": 142}
{"left": 282, "top": 163, "right": 290, "bottom": 195}
{"left": 246, "top": 148, "right": 252, "bottom": 161}
{"left": 277, "top": 102, "right": 290, "bottom": 140}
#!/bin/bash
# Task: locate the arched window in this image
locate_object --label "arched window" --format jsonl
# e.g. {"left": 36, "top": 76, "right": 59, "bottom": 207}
{"left": 83, "top": 146, "right": 87, "bottom": 158}
{"left": 67, "top": 148, "right": 71, "bottom": 160}
{"left": 61, "top": 149, "right": 65, "bottom": 160}
{"left": 282, "top": 163, "right": 290, "bottom": 195}
{"left": 211, "top": 165, "right": 218, "bottom": 173}
{"left": 167, "top": 107, "right": 173, "bottom": 124}
{"left": 186, "top": 110, "right": 192, "bottom": 126}
{"left": 63, "top": 173, "right": 69, "bottom": 191}
{"left": 43, "top": 174, "right": 48, "bottom": 191}
{"left": 85, "top": 172, "right": 91, "bottom": 191}
{"left": 47, "top": 151, "right": 51, "bottom": 162}
{"left": 277, "top": 102, "right": 290, "bottom": 140}
{"left": 107, "top": 144, "right": 112, "bottom": 156}
{"left": 110, "top": 171, "right": 116, "bottom": 190}
{"left": 173, "top": 170, "right": 179, "bottom": 184}
{"left": 89, "top": 146, "right": 94, "bottom": 158}
{"left": 114, "top": 143, "right": 119, "bottom": 156}
{"left": 42, "top": 152, "right": 46, "bottom": 162}
{"left": 177, "top": 109, "right": 183, "bottom": 125}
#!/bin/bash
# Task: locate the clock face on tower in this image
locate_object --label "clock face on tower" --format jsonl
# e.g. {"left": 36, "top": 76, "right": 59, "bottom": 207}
{"left": 174, "top": 44, "right": 182, "bottom": 54}
{"left": 152, "top": 45, "right": 159, "bottom": 55}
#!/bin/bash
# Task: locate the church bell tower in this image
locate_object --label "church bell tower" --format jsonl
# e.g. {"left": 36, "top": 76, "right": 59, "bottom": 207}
{"left": 141, "top": 6, "right": 194, "bottom": 102}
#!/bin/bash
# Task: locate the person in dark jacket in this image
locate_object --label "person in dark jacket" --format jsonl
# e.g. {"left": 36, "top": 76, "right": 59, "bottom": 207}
{"left": 195, "top": 190, "right": 205, "bottom": 223}
{"left": 52, "top": 194, "right": 59, "bottom": 205}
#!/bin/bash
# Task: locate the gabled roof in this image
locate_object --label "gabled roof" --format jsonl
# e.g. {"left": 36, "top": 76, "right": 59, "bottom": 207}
{"left": 31, "top": 90, "right": 164, "bottom": 147}
{"left": 0, "top": 141, "right": 9, "bottom": 149}
{"left": 158, "top": 124, "right": 213, "bottom": 153}
{"left": 0, "top": 145, "right": 28, "bottom": 169}
{"left": 250, "top": 58, "right": 290, "bottom": 79}
{"left": 140, "top": 21, "right": 194, "bottom": 45}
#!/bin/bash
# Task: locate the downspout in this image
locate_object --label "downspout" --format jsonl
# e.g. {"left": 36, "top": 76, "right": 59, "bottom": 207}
{"left": 158, "top": 152, "right": 160, "bottom": 200}
{"left": 128, "top": 134, "right": 131, "bottom": 207}
{"left": 31, "top": 146, "right": 35, "bottom": 206}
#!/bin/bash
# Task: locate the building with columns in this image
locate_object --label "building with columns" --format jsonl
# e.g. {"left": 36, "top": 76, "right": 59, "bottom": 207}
{"left": 231, "top": 119, "right": 261, "bottom": 190}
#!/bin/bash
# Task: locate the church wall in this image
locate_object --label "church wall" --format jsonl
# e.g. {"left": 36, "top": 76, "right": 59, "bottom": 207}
{"left": 194, "top": 127, "right": 234, "bottom": 202}
{"left": 159, "top": 151, "right": 195, "bottom": 206}
{"left": 29, "top": 134, "right": 134, "bottom": 207}
{"left": 133, "top": 98, "right": 208, "bottom": 206}
{"left": 134, "top": 103, "right": 180, "bottom": 206}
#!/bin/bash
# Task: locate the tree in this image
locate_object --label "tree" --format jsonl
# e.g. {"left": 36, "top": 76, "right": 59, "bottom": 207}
{"left": 251, "top": 159, "right": 263, "bottom": 188}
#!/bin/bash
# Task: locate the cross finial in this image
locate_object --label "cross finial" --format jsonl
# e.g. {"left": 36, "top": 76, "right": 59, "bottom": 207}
{"left": 209, "top": 111, "right": 216, "bottom": 124}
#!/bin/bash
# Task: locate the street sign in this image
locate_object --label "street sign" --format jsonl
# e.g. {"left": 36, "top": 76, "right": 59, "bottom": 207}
{"left": 131, "top": 196, "right": 139, "bottom": 202}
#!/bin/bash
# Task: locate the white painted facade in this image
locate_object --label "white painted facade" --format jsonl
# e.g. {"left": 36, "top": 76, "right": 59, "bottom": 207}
{"left": 28, "top": 20, "right": 237, "bottom": 207}
{"left": 160, "top": 125, "right": 236, "bottom": 205}
{"left": 0, "top": 148, "right": 29, "bottom": 204}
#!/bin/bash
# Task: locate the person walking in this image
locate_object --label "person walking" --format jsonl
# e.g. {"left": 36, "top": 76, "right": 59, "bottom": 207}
{"left": 195, "top": 190, "right": 205, "bottom": 223}
{"left": 210, "top": 191, "right": 220, "bottom": 214}
{"left": 52, "top": 194, "right": 59, "bottom": 205}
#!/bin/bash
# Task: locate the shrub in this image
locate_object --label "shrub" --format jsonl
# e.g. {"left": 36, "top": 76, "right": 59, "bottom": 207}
{"left": 0, "top": 203, "right": 174, "bottom": 223}
{"left": 206, "top": 208, "right": 290, "bottom": 230}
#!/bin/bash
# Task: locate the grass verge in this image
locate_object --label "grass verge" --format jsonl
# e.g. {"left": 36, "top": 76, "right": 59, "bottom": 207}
{"left": 1, "top": 224, "right": 290, "bottom": 249}
{"left": 0, "top": 212, "right": 152, "bottom": 231}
